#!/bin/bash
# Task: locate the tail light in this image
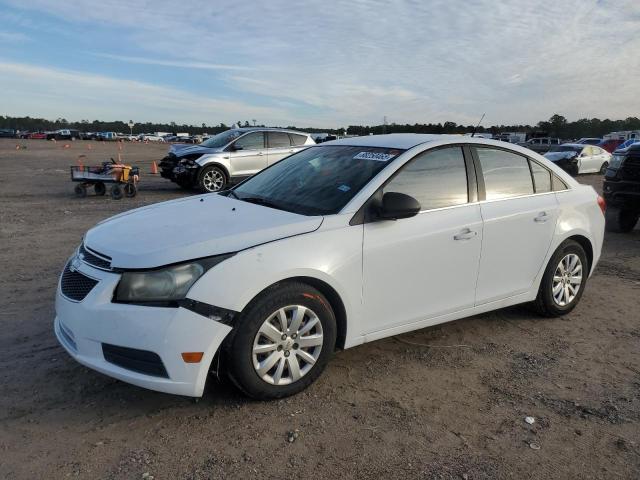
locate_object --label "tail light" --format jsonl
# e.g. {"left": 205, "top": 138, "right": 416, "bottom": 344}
{"left": 597, "top": 195, "right": 606, "bottom": 215}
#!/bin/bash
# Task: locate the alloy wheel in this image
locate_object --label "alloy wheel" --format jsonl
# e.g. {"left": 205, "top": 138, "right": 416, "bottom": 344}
{"left": 552, "top": 253, "right": 583, "bottom": 306}
{"left": 252, "top": 305, "right": 324, "bottom": 385}
{"left": 202, "top": 169, "right": 225, "bottom": 192}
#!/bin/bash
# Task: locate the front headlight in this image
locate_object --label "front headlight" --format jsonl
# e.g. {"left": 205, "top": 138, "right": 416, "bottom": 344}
{"left": 609, "top": 154, "right": 624, "bottom": 169}
{"left": 114, "top": 254, "right": 233, "bottom": 304}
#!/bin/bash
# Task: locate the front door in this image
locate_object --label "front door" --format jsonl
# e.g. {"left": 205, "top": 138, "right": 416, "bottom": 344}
{"left": 229, "top": 131, "right": 268, "bottom": 177}
{"left": 473, "top": 147, "right": 558, "bottom": 304}
{"left": 362, "top": 146, "right": 483, "bottom": 335}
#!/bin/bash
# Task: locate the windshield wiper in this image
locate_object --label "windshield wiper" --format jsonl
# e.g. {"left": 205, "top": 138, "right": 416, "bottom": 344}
{"left": 239, "top": 196, "right": 287, "bottom": 211}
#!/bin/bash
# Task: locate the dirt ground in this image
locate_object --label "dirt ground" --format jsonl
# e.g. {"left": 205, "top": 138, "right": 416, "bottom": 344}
{"left": 0, "top": 139, "right": 639, "bottom": 480}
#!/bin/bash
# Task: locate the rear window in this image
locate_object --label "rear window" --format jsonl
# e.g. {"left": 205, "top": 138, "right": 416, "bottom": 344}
{"left": 476, "top": 148, "right": 534, "bottom": 200}
{"left": 289, "top": 133, "right": 308, "bottom": 146}
{"left": 267, "top": 131, "right": 291, "bottom": 148}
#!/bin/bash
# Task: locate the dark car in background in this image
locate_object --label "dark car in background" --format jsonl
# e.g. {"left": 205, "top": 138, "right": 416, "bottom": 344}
{"left": 603, "top": 143, "right": 640, "bottom": 232}
{"left": 518, "top": 137, "right": 562, "bottom": 153}
{"left": 46, "top": 129, "right": 81, "bottom": 141}
{"left": 0, "top": 128, "right": 16, "bottom": 138}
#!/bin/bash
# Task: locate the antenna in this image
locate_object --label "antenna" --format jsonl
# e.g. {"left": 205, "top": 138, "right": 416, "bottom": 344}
{"left": 471, "top": 113, "right": 485, "bottom": 137}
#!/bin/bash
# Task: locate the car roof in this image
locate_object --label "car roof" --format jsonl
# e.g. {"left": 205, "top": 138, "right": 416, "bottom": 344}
{"left": 319, "top": 133, "right": 461, "bottom": 149}
{"left": 232, "top": 127, "right": 310, "bottom": 136}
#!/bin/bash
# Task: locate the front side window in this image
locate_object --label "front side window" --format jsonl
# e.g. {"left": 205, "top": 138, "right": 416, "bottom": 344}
{"left": 477, "top": 148, "right": 534, "bottom": 200}
{"left": 383, "top": 147, "right": 468, "bottom": 210}
{"left": 233, "top": 146, "right": 402, "bottom": 215}
{"left": 267, "top": 131, "right": 291, "bottom": 148}
{"left": 234, "top": 132, "right": 264, "bottom": 150}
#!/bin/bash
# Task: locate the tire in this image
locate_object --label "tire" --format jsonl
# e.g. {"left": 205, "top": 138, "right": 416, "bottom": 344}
{"left": 605, "top": 206, "right": 639, "bottom": 233}
{"left": 110, "top": 184, "right": 123, "bottom": 200}
{"left": 198, "top": 165, "right": 227, "bottom": 193}
{"left": 224, "top": 281, "right": 337, "bottom": 399}
{"left": 599, "top": 161, "right": 609, "bottom": 174}
{"left": 533, "top": 240, "right": 588, "bottom": 317}
{"left": 74, "top": 184, "right": 87, "bottom": 198}
{"left": 124, "top": 183, "right": 137, "bottom": 198}
{"left": 94, "top": 182, "right": 106, "bottom": 196}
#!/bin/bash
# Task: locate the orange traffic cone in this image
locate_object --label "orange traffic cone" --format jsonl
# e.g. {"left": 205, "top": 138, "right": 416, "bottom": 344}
{"left": 15, "top": 144, "right": 20, "bottom": 150}
{"left": 151, "top": 161, "right": 158, "bottom": 174}
{"left": 87, "top": 144, "right": 92, "bottom": 150}
{"left": 63, "top": 143, "right": 70, "bottom": 149}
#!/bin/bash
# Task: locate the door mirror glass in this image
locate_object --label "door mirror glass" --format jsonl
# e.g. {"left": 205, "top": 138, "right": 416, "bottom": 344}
{"left": 376, "top": 192, "right": 421, "bottom": 220}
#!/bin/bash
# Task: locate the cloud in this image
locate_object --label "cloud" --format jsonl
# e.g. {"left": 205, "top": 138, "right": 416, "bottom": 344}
{"left": 0, "top": 61, "right": 287, "bottom": 125}
{"left": 94, "top": 53, "right": 254, "bottom": 72}
{"left": 3, "top": 0, "right": 640, "bottom": 126}
{"left": 0, "top": 31, "right": 29, "bottom": 42}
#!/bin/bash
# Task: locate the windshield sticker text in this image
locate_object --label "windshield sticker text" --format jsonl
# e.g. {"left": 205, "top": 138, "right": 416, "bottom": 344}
{"left": 353, "top": 151, "right": 395, "bottom": 162}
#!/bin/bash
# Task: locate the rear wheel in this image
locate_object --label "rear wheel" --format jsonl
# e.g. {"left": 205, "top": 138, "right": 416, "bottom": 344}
{"left": 605, "top": 206, "right": 639, "bottom": 233}
{"left": 533, "top": 240, "right": 588, "bottom": 317}
{"left": 74, "top": 184, "right": 87, "bottom": 198}
{"left": 198, "top": 165, "right": 227, "bottom": 193}
{"left": 94, "top": 182, "right": 106, "bottom": 196}
{"left": 224, "top": 282, "right": 336, "bottom": 399}
{"left": 110, "top": 184, "right": 123, "bottom": 200}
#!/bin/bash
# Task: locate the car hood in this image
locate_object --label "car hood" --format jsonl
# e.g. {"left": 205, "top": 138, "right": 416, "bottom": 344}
{"left": 169, "top": 144, "right": 223, "bottom": 157}
{"left": 84, "top": 194, "right": 323, "bottom": 269}
{"left": 544, "top": 151, "right": 578, "bottom": 162}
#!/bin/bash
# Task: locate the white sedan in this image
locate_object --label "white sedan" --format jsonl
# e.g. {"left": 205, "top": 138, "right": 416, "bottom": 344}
{"left": 544, "top": 144, "right": 611, "bottom": 175}
{"left": 55, "top": 134, "right": 605, "bottom": 399}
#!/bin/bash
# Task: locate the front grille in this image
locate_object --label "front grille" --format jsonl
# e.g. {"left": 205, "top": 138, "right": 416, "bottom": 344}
{"left": 102, "top": 343, "right": 169, "bottom": 378}
{"left": 80, "top": 244, "right": 111, "bottom": 270}
{"left": 622, "top": 157, "right": 640, "bottom": 181}
{"left": 60, "top": 263, "right": 99, "bottom": 301}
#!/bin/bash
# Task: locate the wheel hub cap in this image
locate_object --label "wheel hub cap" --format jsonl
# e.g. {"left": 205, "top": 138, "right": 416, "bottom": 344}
{"left": 252, "top": 305, "right": 324, "bottom": 385}
{"left": 552, "top": 253, "right": 583, "bottom": 307}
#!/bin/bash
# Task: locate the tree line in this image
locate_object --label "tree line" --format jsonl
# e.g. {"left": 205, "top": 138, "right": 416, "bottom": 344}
{"left": 1, "top": 114, "right": 639, "bottom": 139}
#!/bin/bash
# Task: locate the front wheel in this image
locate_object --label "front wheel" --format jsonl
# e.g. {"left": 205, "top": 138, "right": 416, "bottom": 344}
{"left": 110, "top": 184, "right": 123, "bottom": 200}
{"left": 124, "top": 183, "right": 136, "bottom": 197}
{"left": 198, "top": 165, "right": 227, "bottom": 193}
{"left": 533, "top": 240, "right": 588, "bottom": 317}
{"left": 224, "top": 282, "right": 336, "bottom": 399}
{"left": 605, "top": 207, "right": 639, "bottom": 233}
{"left": 599, "top": 161, "right": 609, "bottom": 174}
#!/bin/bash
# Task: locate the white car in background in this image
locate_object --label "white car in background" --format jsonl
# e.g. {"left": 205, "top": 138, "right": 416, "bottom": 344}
{"left": 544, "top": 144, "right": 611, "bottom": 176}
{"left": 138, "top": 134, "right": 165, "bottom": 142}
{"left": 55, "top": 134, "right": 605, "bottom": 399}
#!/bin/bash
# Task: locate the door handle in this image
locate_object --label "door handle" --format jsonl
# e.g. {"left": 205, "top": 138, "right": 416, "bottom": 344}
{"left": 453, "top": 228, "right": 477, "bottom": 241}
{"left": 257, "top": 152, "right": 264, "bottom": 156}
{"left": 534, "top": 212, "right": 549, "bottom": 223}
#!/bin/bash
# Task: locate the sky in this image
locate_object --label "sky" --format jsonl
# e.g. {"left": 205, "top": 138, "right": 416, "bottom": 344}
{"left": 0, "top": 0, "right": 639, "bottom": 128}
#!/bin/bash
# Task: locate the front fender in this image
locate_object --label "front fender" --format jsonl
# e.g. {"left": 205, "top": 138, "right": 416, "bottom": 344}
{"left": 186, "top": 221, "right": 363, "bottom": 344}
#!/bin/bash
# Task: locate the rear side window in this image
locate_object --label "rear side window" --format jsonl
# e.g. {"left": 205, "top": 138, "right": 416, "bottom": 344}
{"left": 234, "top": 132, "right": 264, "bottom": 150}
{"left": 552, "top": 174, "right": 568, "bottom": 191}
{"left": 529, "top": 160, "right": 551, "bottom": 193}
{"left": 289, "top": 133, "right": 308, "bottom": 146}
{"left": 383, "top": 147, "right": 468, "bottom": 211}
{"left": 267, "top": 131, "right": 291, "bottom": 148}
{"left": 476, "top": 148, "right": 534, "bottom": 200}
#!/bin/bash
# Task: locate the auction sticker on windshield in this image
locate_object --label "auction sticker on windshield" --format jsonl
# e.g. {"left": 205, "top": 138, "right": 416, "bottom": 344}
{"left": 353, "top": 151, "right": 396, "bottom": 161}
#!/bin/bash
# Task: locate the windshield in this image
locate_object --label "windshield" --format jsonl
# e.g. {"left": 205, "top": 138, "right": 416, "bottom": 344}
{"left": 232, "top": 145, "right": 403, "bottom": 215}
{"left": 200, "top": 129, "right": 243, "bottom": 148}
{"left": 549, "top": 146, "right": 581, "bottom": 153}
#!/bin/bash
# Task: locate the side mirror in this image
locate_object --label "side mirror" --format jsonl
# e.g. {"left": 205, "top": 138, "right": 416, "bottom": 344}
{"left": 376, "top": 192, "right": 421, "bottom": 220}
{"left": 229, "top": 144, "right": 243, "bottom": 151}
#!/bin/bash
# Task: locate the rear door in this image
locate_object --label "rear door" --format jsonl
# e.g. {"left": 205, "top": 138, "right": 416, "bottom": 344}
{"left": 229, "top": 131, "right": 267, "bottom": 177}
{"left": 473, "top": 147, "right": 558, "bottom": 304}
{"left": 266, "top": 131, "right": 295, "bottom": 166}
